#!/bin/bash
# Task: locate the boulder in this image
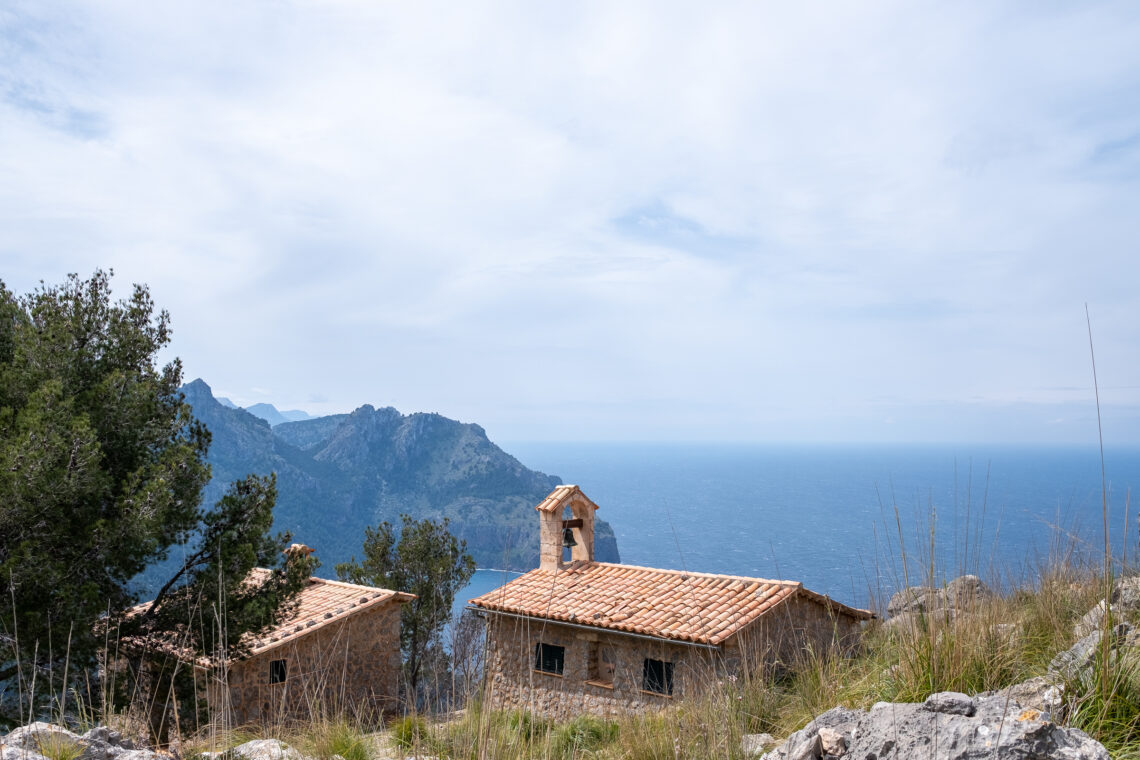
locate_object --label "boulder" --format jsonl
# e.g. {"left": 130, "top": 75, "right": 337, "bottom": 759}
{"left": 882, "top": 608, "right": 960, "bottom": 632}
{"left": 887, "top": 575, "right": 994, "bottom": 620}
{"left": 816, "top": 726, "right": 846, "bottom": 756}
{"left": 742, "top": 734, "right": 776, "bottom": 757}
{"left": 1, "top": 724, "right": 158, "bottom": 760}
{"left": 1075, "top": 576, "right": 1140, "bottom": 637}
{"left": 888, "top": 586, "right": 937, "bottom": 617}
{"left": 1114, "top": 576, "right": 1140, "bottom": 608}
{"left": 2, "top": 724, "right": 83, "bottom": 760}
{"left": 3, "top": 724, "right": 81, "bottom": 752}
{"left": 945, "top": 575, "right": 994, "bottom": 608}
{"left": 1075, "top": 602, "right": 1106, "bottom": 639}
{"left": 760, "top": 693, "right": 1108, "bottom": 760}
{"left": 984, "top": 676, "right": 1066, "bottom": 718}
{"left": 79, "top": 729, "right": 134, "bottom": 751}
{"left": 227, "top": 741, "right": 308, "bottom": 760}
{"left": 2, "top": 748, "right": 48, "bottom": 760}
{"left": 922, "top": 691, "right": 976, "bottom": 716}
{"left": 1050, "top": 623, "right": 1132, "bottom": 684}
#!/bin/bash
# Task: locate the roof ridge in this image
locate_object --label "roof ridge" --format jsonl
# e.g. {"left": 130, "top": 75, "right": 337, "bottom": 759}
{"left": 250, "top": 569, "right": 403, "bottom": 596}
{"left": 306, "top": 575, "right": 403, "bottom": 593}
{"left": 580, "top": 561, "right": 803, "bottom": 587}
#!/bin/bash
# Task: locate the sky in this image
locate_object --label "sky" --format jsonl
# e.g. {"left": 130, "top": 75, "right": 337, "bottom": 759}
{"left": 2, "top": 1, "right": 1140, "bottom": 445}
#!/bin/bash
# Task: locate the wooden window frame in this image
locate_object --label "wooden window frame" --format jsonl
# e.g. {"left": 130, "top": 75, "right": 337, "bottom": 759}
{"left": 641, "top": 657, "right": 674, "bottom": 696}
{"left": 269, "top": 658, "right": 287, "bottom": 684}
{"left": 533, "top": 642, "right": 565, "bottom": 676}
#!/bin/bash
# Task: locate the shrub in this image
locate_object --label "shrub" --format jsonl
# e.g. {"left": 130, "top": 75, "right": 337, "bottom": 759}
{"left": 551, "top": 716, "right": 618, "bottom": 757}
{"left": 391, "top": 715, "right": 428, "bottom": 750}
{"left": 303, "top": 719, "right": 372, "bottom": 760}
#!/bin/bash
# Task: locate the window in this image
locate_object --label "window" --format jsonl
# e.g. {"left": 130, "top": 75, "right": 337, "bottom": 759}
{"left": 269, "top": 659, "right": 287, "bottom": 684}
{"left": 642, "top": 658, "right": 674, "bottom": 696}
{"left": 533, "top": 642, "right": 565, "bottom": 675}
{"left": 588, "top": 642, "right": 615, "bottom": 686}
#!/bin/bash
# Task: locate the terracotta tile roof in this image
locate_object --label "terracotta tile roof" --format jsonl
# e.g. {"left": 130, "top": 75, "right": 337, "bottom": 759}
{"left": 469, "top": 562, "right": 872, "bottom": 646}
{"left": 127, "top": 572, "right": 413, "bottom": 664}
{"left": 244, "top": 573, "right": 414, "bottom": 656}
{"left": 534, "top": 484, "right": 599, "bottom": 514}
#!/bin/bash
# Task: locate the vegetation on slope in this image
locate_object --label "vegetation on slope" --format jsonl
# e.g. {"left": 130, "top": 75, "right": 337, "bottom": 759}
{"left": 164, "top": 550, "right": 1140, "bottom": 759}
{"left": 178, "top": 379, "right": 621, "bottom": 576}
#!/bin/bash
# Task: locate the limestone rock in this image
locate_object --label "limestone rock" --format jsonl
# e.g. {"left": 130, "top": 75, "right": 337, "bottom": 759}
{"left": 3, "top": 724, "right": 81, "bottom": 751}
{"left": 786, "top": 733, "right": 820, "bottom": 760}
{"left": 761, "top": 694, "right": 1108, "bottom": 760}
{"left": 2, "top": 747, "right": 48, "bottom": 760}
{"left": 1075, "top": 601, "right": 1106, "bottom": 638}
{"left": 228, "top": 741, "right": 308, "bottom": 760}
{"left": 816, "top": 726, "right": 846, "bottom": 756}
{"left": 742, "top": 734, "right": 776, "bottom": 757}
{"left": 1075, "top": 576, "right": 1140, "bottom": 637}
{"left": 1111, "top": 575, "right": 1140, "bottom": 610}
{"left": 79, "top": 729, "right": 135, "bottom": 751}
{"left": 985, "top": 676, "right": 1066, "bottom": 717}
{"left": 944, "top": 575, "right": 994, "bottom": 608}
{"left": 887, "top": 575, "right": 994, "bottom": 620}
{"left": 1050, "top": 623, "right": 1131, "bottom": 684}
{"left": 922, "top": 691, "right": 976, "bottom": 716}
{"left": 887, "top": 586, "right": 936, "bottom": 617}
{"left": 2, "top": 724, "right": 158, "bottom": 760}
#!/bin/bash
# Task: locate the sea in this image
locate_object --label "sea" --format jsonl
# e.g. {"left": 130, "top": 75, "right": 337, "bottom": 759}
{"left": 455, "top": 443, "right": 1140, "bottom": 618}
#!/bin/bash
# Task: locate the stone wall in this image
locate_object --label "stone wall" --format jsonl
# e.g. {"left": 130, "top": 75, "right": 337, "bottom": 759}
{"left": 205, "top": 599, "right": 403, "bottom": 725}
{"left": 724, "top": 595, "right": 865, "bottom": 676}
{"left": 482, "top": 592, "right": 866, "bottom": 719}
{"left": 482, "top": 615, "right": 716, "bottom": 718}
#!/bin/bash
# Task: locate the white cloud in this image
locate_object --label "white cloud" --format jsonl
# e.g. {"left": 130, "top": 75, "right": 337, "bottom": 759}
{"left": 2, "top": 1, "right": 1140, "bottom": 441}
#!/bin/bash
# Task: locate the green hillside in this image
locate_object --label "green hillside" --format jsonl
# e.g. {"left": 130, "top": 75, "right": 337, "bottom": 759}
{"left": 180, "top": 379, "right": 620, "bottom": 573}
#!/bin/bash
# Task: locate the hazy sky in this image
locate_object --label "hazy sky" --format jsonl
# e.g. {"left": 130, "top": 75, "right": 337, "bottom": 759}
{"left": 3, "top": 2, "right": 1139, "bottom": 444}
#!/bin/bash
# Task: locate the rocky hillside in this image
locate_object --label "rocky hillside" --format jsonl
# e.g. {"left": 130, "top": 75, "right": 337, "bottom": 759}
{"left": 179, "top": 379, "right": 620, "bottom": 574}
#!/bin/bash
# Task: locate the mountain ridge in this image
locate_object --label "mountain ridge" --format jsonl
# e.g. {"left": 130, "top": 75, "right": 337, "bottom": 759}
{"left": 179, "top": 379, "right": 620, "bottom": 574}
{"left": 245, "top": 402, "right": 313, "bottom": 426}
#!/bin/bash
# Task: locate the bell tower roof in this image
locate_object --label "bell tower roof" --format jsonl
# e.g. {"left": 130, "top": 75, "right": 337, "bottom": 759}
{"left": 534, "top": 484, "right": 600, "bottom": 514}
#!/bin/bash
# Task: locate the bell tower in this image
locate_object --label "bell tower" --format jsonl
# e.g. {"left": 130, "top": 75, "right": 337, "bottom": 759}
{"left": 536, "top": 485, "right": 599, "bottom": 572}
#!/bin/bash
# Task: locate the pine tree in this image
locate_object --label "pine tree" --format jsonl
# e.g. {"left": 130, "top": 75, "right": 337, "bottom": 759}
{"left": 336, "top": 515, "right": 475, "bottom": 707}
{"left": 0, "top": 271, "right": 310, "bottom": 722}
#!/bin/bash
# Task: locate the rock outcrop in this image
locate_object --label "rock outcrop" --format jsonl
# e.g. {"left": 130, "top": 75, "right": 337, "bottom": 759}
{"left": 886, "top": 575, "right": 995, "bottom": 627}
{"left": 1074, "top": 576, "right": 1140, "bottom": 637}
{"left": 760, "top": 692, "right": 1108, "bottom": 760}
{"left": 1, "top": 723, "right": 157, "bottom": 760}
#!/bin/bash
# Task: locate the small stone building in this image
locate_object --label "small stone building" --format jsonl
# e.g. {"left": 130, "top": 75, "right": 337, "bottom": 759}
{"left": 468, "top": 486, "right": 872, "bottom": 718}
{"left": 130, "top": 563, "right": 413, "bottom": 727}
{"left": 208, "top": 573, "right": 413, "bottom": 724}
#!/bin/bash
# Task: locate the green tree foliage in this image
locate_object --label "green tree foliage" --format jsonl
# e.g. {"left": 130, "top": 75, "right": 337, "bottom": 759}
{"left": 336, "top": 515, "right": 475, "bottom": 706}
{"left": 0, "top": 272, "right": 310, "bottom": 716}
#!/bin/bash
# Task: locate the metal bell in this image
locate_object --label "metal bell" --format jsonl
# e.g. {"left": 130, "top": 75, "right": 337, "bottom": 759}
{"left": 561, "top": 527, "right": 578, "bottom": 548}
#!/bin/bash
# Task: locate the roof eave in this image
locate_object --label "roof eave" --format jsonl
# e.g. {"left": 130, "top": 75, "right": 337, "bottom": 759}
{"left": 469, "top": 606, "right": 724, "bottom": 650}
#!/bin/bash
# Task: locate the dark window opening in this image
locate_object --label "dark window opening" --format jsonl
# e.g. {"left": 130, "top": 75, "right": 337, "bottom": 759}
{"left": 534, "top": 642, "right": 565, "bottom": 675}
{"left": 642, "top": 658, "right": 674, "bottom": 696}
{"left": 269, "top": 659, "right": 287, "bottom": 684}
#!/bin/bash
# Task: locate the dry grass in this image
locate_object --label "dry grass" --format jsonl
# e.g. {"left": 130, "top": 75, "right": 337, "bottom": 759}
{"left": 9, "top": 521, "right": 1133, "bottom": 759}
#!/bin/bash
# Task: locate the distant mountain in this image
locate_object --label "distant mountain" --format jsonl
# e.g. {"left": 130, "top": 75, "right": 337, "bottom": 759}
{"left": 216, "top": 396, "right": 239, "bottom": 409}
{"left": 245, "top": 402, "right": 312, "bottom": 426}
{"left": 177, "top": 379, "right": 619, "bottom": 576}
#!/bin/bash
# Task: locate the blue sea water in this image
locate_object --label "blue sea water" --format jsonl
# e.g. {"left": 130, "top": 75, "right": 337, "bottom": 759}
{"left": 457, "top": 443, "right": 1140, "bottom": 615}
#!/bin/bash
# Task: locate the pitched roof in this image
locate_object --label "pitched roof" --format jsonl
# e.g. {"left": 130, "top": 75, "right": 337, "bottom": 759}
{"left": 469, "top": 561, "right": 872, "bottom": 646}
{"left": 534, "top": 484, "right": 599, "bottom": 514}
{"left": 243, "top": 573, "right": 414, "bottom": 656}
{"left": 128, "top": 572, "right": 413, "bottom": 664}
